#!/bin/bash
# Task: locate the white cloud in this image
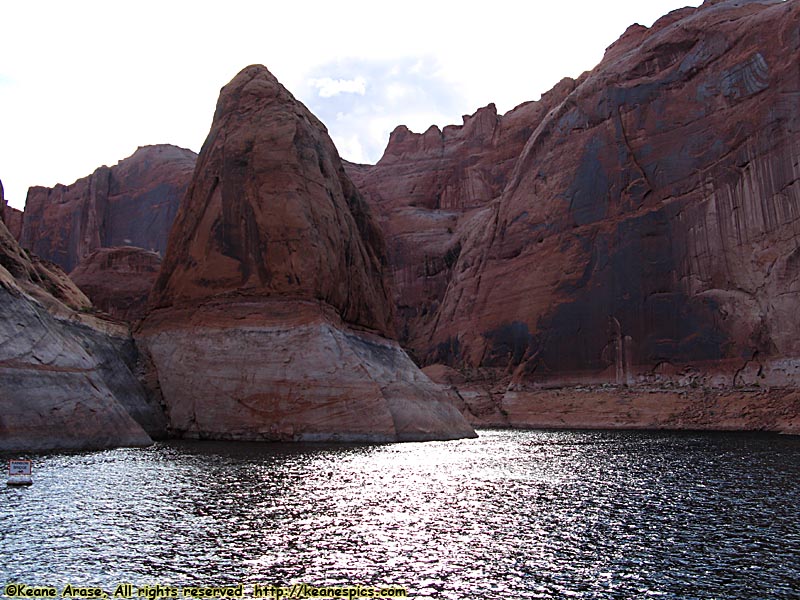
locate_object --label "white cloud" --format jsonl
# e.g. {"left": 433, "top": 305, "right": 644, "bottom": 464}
{"left": 308, "top": 76, "right": 367, "bottom": 98}
{"left": 384, "top": 82, "right": 412, "bottom": 103}
{"left": 296, "top": 57, "right": 464, "bottom": 165}
{"left": 335, "top": 135, "right": 369, "bottom": 165}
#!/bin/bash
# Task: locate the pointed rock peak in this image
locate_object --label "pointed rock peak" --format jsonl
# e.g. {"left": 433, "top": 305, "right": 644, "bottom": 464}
{"left": 603, "top": 23, "right": 651, "bottom": 62}
{"left": 128, "top": 144, "right": 197, "bottom": 161}
{"left": 388, "top": 124, "right": 412, "bottom": 142}
{"left": 230, "top": 63, "right": 280, "bottom": 85}
{"left": 137, "top": 66, "right": 474, "bottom": 443}
{"left": 211, "top": 64, "right": 316, "bottom": 129}
{"left": 219, "top": 64, "right": 282, "bottom": 96}
{"left": 539, "top": 77, "right": 578, "bottom": 105}
{"left": 379, "top": 125, "right": 422, "bottom": 164}
{"left": 457, "top": 103, "right": 500, "bottom": 143}
{"left": 149, "top": 64, "right": 393, "bottom": 336}
{"left": 462, "top": 102, "right": 498, "bottom": 125}
{"left": 222, "top": 64, "right": 282, "bottom": 102}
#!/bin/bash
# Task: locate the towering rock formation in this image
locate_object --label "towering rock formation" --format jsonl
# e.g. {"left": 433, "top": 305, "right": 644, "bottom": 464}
{"left": 20, "top": 144, "right": 196, "bottom": 272}
{"left": 355, "top": 0, "right": 800, "bottom": 389}
{"left": 0, "top": 215, "right": 166, "bottom": 452}
{"left": 137, "top": 65, "right": 475, "bottom": 442}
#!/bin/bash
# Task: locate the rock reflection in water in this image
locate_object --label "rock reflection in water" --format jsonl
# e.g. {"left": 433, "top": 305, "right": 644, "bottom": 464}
{"left": 2, "top": 430, "right": 799, "bottom": 599}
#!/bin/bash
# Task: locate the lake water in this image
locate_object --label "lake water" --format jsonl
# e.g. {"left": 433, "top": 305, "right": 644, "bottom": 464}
{"left": 2, "top": 430, "right": 799, "bottom": 599}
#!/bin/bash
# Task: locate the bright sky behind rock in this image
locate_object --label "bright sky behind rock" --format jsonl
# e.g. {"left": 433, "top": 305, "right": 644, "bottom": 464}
{"left": 1, "top": 0, "right": 701, "bottom": 209}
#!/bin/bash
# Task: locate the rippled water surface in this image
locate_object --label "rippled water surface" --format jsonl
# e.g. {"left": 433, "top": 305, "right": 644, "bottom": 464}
{"left": 2, "top": 430, "right": 800, "bottom": 599}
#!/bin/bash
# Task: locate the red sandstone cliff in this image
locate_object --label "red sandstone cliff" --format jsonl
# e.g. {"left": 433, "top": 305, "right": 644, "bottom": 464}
{"left": 69, "top": 246, "right": 162, "bottom": 322}
{"left": 0, "top": 179, "right": 23, "bottom": 240}
{"left": 4, "top": 207, "right": 23, "bottom": 240}
{"left": 137, "top": 65, "right": 475, "bottom": 442}
{"left": 354, "top": 0, "right": 800, "bottom": 391}
{"left": 345, "top": 79, "right": 576, "bottom": 357}
{"left": 9, "top": 0, "right": 798, "bottom": 437}
{"left": 20, "top": 144, "right": 196, "bottom": 273}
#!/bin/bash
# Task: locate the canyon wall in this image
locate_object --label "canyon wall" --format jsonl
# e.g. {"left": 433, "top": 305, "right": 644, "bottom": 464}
{"left": 354, "top": 0, "right": 800, "bottom": 389}
{"left": 344, "top": 79, "right": 576, "bottom": 358}
{"left": 20, "top": 144, "right": 196, "bottom": 273}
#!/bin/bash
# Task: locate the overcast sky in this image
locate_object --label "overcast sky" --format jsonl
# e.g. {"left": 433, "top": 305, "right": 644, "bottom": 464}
{"left": 1, "top": 0, "right": 703, "bottom": 209}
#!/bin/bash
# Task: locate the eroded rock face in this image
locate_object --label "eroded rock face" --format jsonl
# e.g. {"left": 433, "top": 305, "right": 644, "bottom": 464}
{"left": 344, "top": 82, "right": 576, "bottom": 357}
{"left": 356, "top": 0, "right": 800, "bottom": 386}
{"left": 138, "top": 65, "right": 475, "bottom": 442}
{"left": 149, "top": 67, "right": 392, "bottom": 336}
{"left": 70, "top": 246, "right": 162, "bottom": 322}
{"left": 0, "top": 179, "right": 23, "bottom": 240}
{"left": 20, "top": 144, "right": 196, "bottom": 272}
{"left": 143, "top": 301, "right": 474, "bottom": 441}
{"left": 4, "top": 207, "right": 23, "bottom": 240}
{"left": 0, "top": 217, "right": 165, "bottom": 452}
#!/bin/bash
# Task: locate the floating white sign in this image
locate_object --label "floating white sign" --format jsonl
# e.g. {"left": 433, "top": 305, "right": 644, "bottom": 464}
{"left": 8, "top": 459, "right": 32, "bottom": 476}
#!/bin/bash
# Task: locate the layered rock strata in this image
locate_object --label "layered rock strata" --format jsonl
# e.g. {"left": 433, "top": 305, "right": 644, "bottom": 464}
{"left": 70, "top": 246, "right": 162, "bottom": 322}
{"left": 20, "top": 144, "right": 196, "bottom": 272}
{"left": 138, "top": 65, "right": 475, "bottom": 442}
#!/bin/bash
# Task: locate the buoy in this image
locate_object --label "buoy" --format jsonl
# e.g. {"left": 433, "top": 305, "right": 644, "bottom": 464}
{"left": 7, "top": 474, "right": 33, "bottom": 486}
{"left": 7, "top": 459, "right": 33, "bottom": 486}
